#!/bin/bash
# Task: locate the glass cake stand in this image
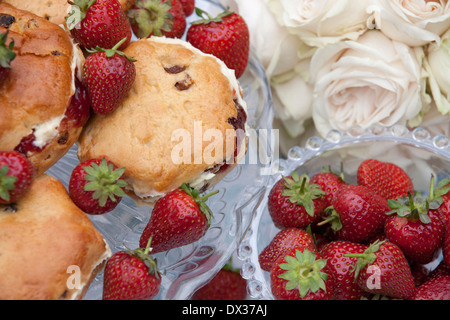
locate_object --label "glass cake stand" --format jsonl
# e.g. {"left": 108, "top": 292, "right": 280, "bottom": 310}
{"left": 46, "top": 0, "right": 274, "bottom": 300}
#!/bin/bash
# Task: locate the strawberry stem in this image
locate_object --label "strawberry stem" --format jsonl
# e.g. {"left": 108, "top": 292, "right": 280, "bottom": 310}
{"left": 281, "top": 172, "right": 325, "bottom": 217}
{"left": 278, "top": 249, "right": 329, "bottom": 298}
{"left": 191, "top": 7, "right": 233, "bottom": 25}
{"left": 180, "top": 183, "right": 218, "bottom": 225}
{"left": 344, "top": 240, "right": 384, "bottom": 279}
{"left": 86, "top": 38, "right": 137, "bottom": 61}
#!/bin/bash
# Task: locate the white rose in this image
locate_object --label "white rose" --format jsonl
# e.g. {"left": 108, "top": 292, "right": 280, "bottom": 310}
{"left": 310, "top": 30, "right": 424, "bottom": 137}
{"left": 367, "top": 0, "right": 450, "bottom": 47}
{"left": 424, "top": 28, "right": 450, "bottom": 115}
{"left": 267, "top": 0, "right": 370, "bottom": 47}
{"left": 221, "top": 0, "right": 315, "bottom": 137}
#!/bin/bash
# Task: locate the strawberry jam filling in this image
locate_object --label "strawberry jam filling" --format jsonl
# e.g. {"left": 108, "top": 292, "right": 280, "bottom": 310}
{"left": 14, "top": 76, "right": 91, "bottom": 156}
{"left": 198, "top": 99, "right": 247, "bottom": 192}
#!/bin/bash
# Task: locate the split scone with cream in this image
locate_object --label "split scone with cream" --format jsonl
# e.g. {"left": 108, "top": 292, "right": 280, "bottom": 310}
{"left": 0, "top": 3, "right": 87, "bottom": 176}
{"left": 77, "top": 37, "right": 248, "bottom": 205}
{"left": 0, "top": 174, "right": 111, "bottom": 300}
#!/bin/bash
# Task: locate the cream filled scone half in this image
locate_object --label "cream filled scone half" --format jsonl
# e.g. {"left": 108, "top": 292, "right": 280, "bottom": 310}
{"left": 77, "top": 37, "right": 249, "bottom": 205}
{"left": 0, "top": 174, "right": 111, "bottom": 300}
{"left": 1, "top": 0, "right": 135, "bottom": 27}
{"left": 0, "top": 3, "right": 87, "bottom": 176}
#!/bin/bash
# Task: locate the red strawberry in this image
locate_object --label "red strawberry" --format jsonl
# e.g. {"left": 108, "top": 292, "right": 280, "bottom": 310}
{"left": 320, "top": 184, "right": 390, "bottom": 243}
{"left": 258, "top": 228, "right": 316, "bottom": 272}
{"left": 344, "top": 240, "right": 415, "bottom": 299}
{"left": 443, "top": 223, "right": 450, "bottom": 266}
{"left": 267, "top": 172, "right": 326, "bottom": 230}
{"left": 127, "top": 0, "right": 187, "bottom": 39}
{"left": 191, "top": 262, "right": 247, "bottom": 300}
{"left": 0, "top": 31, "right": 16, "bottom": 83}
{"left": 66, "top": 0, "right": 132, "bottom": 50}
{"left": 357, "top": 159, "right": 414, "bottom": 201}
{"left": 102, "top": 238, "right": 161, "bottom": 300}
{"left": 179, "top": 0, "right": 195, "bottom": 16}
{"left": 0, "top": 151, "right": 35, "bottom": 204}
{"left": 437, "top": 178, "right": 450, "bottom": 226}
{"left": 186, "top": 7, "right": 249, "bottom": 78}
{"left": 83, "top": 38, "right": 136, "bottom": 115}
{"left": 384, "top": 176, "right": 446, "bottom": 264}
{"left": 139, "top": 184, "right": 218, "bottom": 253}
{"left": 412, "top": 274, "right": 450, "bottom": 300}
{"left": 270, "top": 247, "right": 335, "bottom": 300}
{"left": 68, "top": 157, "right": 127, "bottom": 215}
{"left": 310, "top": 170, "right": 346, "bottom": 208}
{"left": 319, "top": 240, "right": 368, "bottom": 300}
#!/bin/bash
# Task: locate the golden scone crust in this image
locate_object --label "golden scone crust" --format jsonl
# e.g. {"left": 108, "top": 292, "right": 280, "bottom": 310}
{"left": 0, "top": 3, "right": 85, "bottom": 176}
{"left": 77, "top": 37, "right": 248, "bottom": 204}
{"left": 1, "top": 0, "right": 135, "bottom": 26}
{"left": 0, "top": 174, "right": 111, "bottom": 300}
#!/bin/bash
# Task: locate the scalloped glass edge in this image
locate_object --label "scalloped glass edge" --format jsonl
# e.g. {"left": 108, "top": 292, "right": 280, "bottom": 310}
{"left": 237, "top": 123, "right": 450, "bottom": 300}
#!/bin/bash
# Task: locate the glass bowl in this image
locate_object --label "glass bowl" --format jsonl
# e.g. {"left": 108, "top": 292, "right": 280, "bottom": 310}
{"left": 46, "top": 0, "right": 274, "bottom": 300}
{"left": 238, "top": 124, "right": 450, "bottom": 300}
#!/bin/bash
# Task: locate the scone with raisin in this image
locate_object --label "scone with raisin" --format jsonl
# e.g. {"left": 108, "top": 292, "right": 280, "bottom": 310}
{"left": 0, "top": 3, "right": 88, "bottom": 176}
{"left": 77, "top": 37, "right": 248, "bottom": 205}
{"left": 0, "top": 174, "right": 111, "bottom": 300}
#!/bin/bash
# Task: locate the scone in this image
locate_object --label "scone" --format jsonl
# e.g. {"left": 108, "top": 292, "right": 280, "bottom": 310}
{"left": 1, "top": 0, "right": 136, "bottom": 26}
{"left": 0, "top": 174, "right": 111, "bottom": 300}
{"left": 77, "top": 37, "right": 248, "bottom": 205}
{"left": 0, "top": 3, "right": 87, "bottom": 176}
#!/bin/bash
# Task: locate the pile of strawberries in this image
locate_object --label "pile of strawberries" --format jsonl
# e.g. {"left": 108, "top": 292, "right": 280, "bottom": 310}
{"left": 261, "top": 158, "right": 450, "bottom": 300}
{"left": 1, "top": 0, "right": 251, "bottom": 300}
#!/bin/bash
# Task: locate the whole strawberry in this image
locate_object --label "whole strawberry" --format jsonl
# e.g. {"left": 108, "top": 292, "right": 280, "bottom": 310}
{"left": 66, "top": 0, "right": 132, "bottom": 50}
{"left": 0, "top": 151, "right": 35, "bottom": 204}
{"left": 186, "top": 7, "right": 249, "bottom": 78}
{"left": 310, "top": 170, "right": 346, "bottom": 208}
{"left": 345, "top": 240, "right": 415, "bottom": 299}
{"left": 179, "top": 0, "right": 195, "bottom": 16}
{"left": 69, "top": 157, "right": 127, "bottom": 214}
{"left": 191, "top": 262, "right": 247, "bottom": 300}
{"left": 384, "top": 176, "right": 446, "bottom": 264}
{"left": 319, "top": 240, "right": 368, "bottom": 300}
{"left": 139, "top": 184, "right": 218, "bottom": 253}
{"left": 258, "top": 227, "right": 316, "bottom": 272}
{"left": 83, "top": 38, "right": 136, "bottom": 115}
{"left": 267, "top": 172, "right": 326, "bottom": 230}
{"left": 103, "top": 238, "right": 161, "bottom": 300}
{"left": 413, "top": 274, "right": 450, "bottom": 300}
{"left": 128, "top": 0, "right": 187, "bottom": 39}
{"left": 320, "top": 184, "right": 390, "bottom": 243}
{"left": 270, "top": 247, "right": 335, "bottom": 300}
{"left": 357, "top": 159, "right": 414, "bottom": 201}
{"left": 0, "top": 31, "right": 16, "bottom": 83}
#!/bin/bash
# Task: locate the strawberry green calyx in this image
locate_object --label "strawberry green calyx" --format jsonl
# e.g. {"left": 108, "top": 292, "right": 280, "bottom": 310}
{"left": 191, "top": 7, "right": 233, "bottom": 25}
{"left": 129, "top": 236, "right": 160, "bottom": 278}
{"left": 83, "top": 158, "right": 127, "bottom": 207}
{"left": 180, "top": 183, "right": 218, "bottom": 225}
{"left": 387, "top": 175, "right": 448, "bottom": 224}
{"left": 0, "top": 165, "right": 17, "bottom": 203}
{"left": 0, "top": 31, "right": 16, "bottom": 70}
{"left": 66, "top": 0, "right": 96, "bottom": 29}
{"left": 127, "top": 0, "right": 173, "bottom": 38}
{"left": 344, "top": 240, "right": 384, "bottom": 279}
{"left": 281, "top": 171, "right": 325, "bottom": 217}
{"left": 86, "top": 38, "right": 137, "bottom": 62}
{"left": 278, "top": 249, "right": 329, "bottom": 298}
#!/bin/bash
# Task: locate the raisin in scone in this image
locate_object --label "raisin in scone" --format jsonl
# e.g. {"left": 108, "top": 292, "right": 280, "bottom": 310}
{"left": 0, "top": 3, "right": 88, "bottom": 176}
{"left": 1, "top": 0, "right": 135, "bottom": 26}
{"left": 77, "top": 37, "right": 248, "bottom": 205}
{"left": 0, "top": 174, "right": 111, "bottom": 300}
